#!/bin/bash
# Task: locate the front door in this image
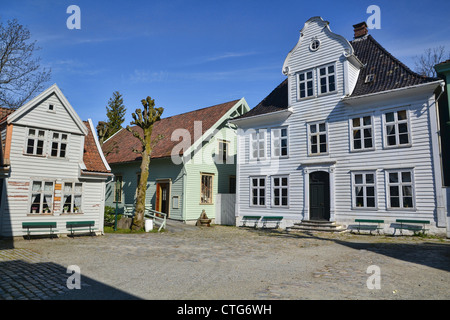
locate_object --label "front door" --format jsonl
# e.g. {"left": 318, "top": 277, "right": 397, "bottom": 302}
{"left": 156, "top": 182, "right": 170, "bottom": 217}
{"left": 309, "top": 171, "right": 330, "bottom": 221}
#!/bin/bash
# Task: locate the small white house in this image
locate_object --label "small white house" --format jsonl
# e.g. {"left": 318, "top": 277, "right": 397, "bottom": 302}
{"left": 0, "top": 84, "right": 112, "bottom": 238}
{"left": 230, "top": 17, "right": 447, "bottom": 235}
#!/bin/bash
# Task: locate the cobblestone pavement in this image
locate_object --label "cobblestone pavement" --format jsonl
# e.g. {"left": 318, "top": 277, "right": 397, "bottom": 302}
{"left": 0, "top": 226, "right": 449, "bottom": 300}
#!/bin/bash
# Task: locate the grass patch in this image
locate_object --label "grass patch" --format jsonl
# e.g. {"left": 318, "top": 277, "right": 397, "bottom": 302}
{"left": 104, "top": 226, "right": 151, "bottom": 234}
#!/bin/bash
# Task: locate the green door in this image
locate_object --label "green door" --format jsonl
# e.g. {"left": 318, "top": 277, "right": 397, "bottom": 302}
{"left": 309, "top": 171, "right": 330, "bottom": 221}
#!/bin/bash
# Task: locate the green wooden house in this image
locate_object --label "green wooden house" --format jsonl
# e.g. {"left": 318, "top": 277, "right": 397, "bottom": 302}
{"left": 102, "top": 98, "right": 249, "bottom": 224}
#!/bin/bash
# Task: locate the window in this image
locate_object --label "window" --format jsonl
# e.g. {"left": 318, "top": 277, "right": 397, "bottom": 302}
{"left": 114, "top": 175, "right": 123, "bottom": 202}
{"left": 26, "top": 129, "right": 45, "bottom": 156}
{"left": 318, "top": 64, "right": 336, "bottom": 94}
{"left": 251, "top": 177, "right": 265, "bottom": 206}
{"left": 250, "top": 129, "right": 266, "bottom": 160}
{"left": 310, "top": 38, "right": 321, "bottom": 51}
{"left": 30, "top": 181, "right": 54, "bottom": 214}
{"left": 229, "top": 176, "right": 236, "bottom": 194}
{"left": 62, "top": 182, "right": 82, "bottom": 213}
{"left": 201, "top": 174, "right": 214, "bottom": 204}
{"left": 272, "top": 127, "right": 288, "bottom": 157}
{"left": 272, "top": 176, "right": 289, "bottom": 207}
{"left": 218, "top": 140, "right": 229, "bottom": 164}
{"left": 352, "top": 172, "right": 376, "bottom": 208}
{"left": 50, "top": 132, "right": 68, "bottom": 158}
{"left": 387, "top": 170, "right": 414, "bottom": 209}
{"left": 309, "top": 122, "right": 327, "bottom": 155}
{"left": 297, "top": 70, "right": 314, "bottom": 99}
{"left": 384, "top": 110, "right": 410, "bottom": 147}
{"left": 351, "top": 116, "right": 374, "bottom": 151}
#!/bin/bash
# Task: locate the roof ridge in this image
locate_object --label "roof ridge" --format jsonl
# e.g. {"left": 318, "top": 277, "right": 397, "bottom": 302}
{"left": 160, "top": 99, "right": 241, "bottom": 120}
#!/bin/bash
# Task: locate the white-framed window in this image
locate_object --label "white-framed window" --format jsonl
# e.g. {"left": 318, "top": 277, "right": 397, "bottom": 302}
{"left": 351, "top": 116, "right": 374, "bottom": 151}
{"left": 318, "top": 64, "right": 336, "bottom": 94}
{"left": 384, "top": 110, "right": 411, "bottom": 147}
{"left": 272, "top": 176, "right": 289, "bottom": 207}
{"left": 217, "top": 139, "right": 229, "bottom": 164}
{"left": 387, "top": 169, "right": 414, "bottom": 209}
{"left": 30, "top": 181, "right": 54, "bottom": 214}
{"left": 50, "top": 132, "right": 68, "bottom": 158}
{"left": 250, "top": 177, "right": 266, "bottom": 206}
{"left": 308, "top": 122, "right": 328, "bottom": 155}
{"left": 297, "top": 69, "right": 314, "bottom": 99}
{"left": 201, "top": 173, "right": 214, "bottom": 204}
{"left": 310, "top": 38, "right": 321, "bottom": 51}
{"left": 26, "top": 128, "right": 46, "bottom": 156}
{"left": 352, "top": 172, "right": 376, "bottom": 208}
{"left": 250, "top": 129, "right": 266, "bottom": 160}
{"left": 271, "top": 127, "right": 288, "bottom": 157}
{"left": 62, "top": 182, "right": 83, "bottom": 213}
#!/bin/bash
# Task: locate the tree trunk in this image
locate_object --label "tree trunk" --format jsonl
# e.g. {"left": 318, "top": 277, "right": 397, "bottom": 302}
{"left": 131, "top": 128, "right": 153, "bottom": 231}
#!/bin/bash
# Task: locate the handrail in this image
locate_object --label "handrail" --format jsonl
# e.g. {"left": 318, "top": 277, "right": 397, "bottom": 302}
{"left": 123, "top": 204, "right": 166, "bottom": 232}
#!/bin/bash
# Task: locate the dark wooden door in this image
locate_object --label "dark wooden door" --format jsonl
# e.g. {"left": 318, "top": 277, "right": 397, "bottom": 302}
{"left": 309, "top": 171, "right": 330, "bottom": 221}
{"left": 156, "top": 182, "right": 170, "bottom": 216}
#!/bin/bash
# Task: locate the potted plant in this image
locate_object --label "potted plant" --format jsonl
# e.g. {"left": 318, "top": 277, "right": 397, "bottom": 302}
{"left": 74, "top": 206, "right": 79, "bottom": 213}
{"left": 63, "top": 206, "right": 69, "bottom": 213}
{"left": 31, "top": 206, "right": 38, "bottom": 214}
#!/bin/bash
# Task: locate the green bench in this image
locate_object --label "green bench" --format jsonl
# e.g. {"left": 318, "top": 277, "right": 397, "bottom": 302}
{"left": 351, "top": 219, "right": 384, "bottom": 234}
{"left": 394, "top": 219, "right": 430, "bottom": 235}
{"left": 66, "top": 221, "right": 97, "bottom": 237}
{"left": 241, "top": 216, "right": 261, "bottom": 228}
{"left": 262, "top": 216, "right": 283, "bottom": 229}
{"left": 22, "top": 222, "right": 58, "bottom": 240}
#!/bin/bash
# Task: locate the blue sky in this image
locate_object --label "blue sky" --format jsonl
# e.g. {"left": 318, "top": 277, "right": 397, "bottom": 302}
{"left": 1, "top": 0, "right": 450, "bottom": 126}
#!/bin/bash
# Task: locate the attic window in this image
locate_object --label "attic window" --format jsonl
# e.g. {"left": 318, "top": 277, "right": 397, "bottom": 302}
{"left": 365, "top": 74, "right": 375, "bottom": 83}
{"left": 48, "top": 104, "right": 55, "bottom": 113}
{"left": 310, "top": 39, "right": 321, "bottom": 51}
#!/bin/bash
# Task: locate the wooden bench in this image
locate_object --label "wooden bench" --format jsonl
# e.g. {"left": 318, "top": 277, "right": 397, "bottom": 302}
{"left": 394, "top": 219, "right": 430, "bottom": 235}
{"left": 262, "top": 216, "right": 283, "bottom": 229}
{"left": 350, "top": 219, "right": 384, "bottom": 234}
{"left": 241, "top": 216, "right": 261, "bottom": 228}
{"left": 22, "top": 222, "right": 58, "bottom": 240}
{"left": 66, "top": 221, "right": 97, "bottom": 237}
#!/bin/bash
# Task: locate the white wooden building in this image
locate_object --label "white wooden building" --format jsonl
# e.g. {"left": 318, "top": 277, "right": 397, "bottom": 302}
{"left": 230, "top": 17, "right": 447, "bottom": 235}
{"left": 0, "top": 84, "right": 112, "bottom": 238}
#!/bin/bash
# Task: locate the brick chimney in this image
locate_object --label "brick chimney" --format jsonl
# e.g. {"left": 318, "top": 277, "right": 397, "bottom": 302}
{"left": 353, "top": 22, "right": 368, "bottom": 38}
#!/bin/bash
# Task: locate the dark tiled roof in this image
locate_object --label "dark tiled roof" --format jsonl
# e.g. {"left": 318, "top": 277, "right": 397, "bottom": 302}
{"left": 235, "top": 79, "right": 288, "bottom": 119}
{"left": 102, "top": 100, "right": 240, "bottom": 164}
{"left": 238, "top": 34, "right": 438, "bottom": 119}
{"left": 349, "top": 35, "right": 437, "bottom": 97}
{"left": 82, "top": 121, "right": 110, "bottom": 173}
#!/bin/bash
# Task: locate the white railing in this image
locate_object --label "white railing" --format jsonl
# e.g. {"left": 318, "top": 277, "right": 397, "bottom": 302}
{"left": 123, "top": 204, "right": 167, "bottom": 232}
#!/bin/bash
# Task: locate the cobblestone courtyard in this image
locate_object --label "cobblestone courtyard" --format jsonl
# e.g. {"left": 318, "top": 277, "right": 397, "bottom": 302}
{"left": 0, "top": 225, "right": 449, "bottom": 300}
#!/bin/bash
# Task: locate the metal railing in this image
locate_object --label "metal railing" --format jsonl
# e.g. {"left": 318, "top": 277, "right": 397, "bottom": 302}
{"left": 123, "top": 204, "right": 167, "bottom": 232}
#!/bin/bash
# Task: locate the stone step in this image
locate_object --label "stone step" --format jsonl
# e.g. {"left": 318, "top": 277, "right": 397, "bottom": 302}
{"left": 287, "top": 220, "right": 347, "bottom": 233}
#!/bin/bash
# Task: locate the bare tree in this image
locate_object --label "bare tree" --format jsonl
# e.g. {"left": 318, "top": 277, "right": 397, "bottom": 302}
{"left": 126, "top": 96, "right": 164, "bottom": 231}
{"left": 414, "top": 46, "right": 450, "bottom": 78}
{"left": 0, "top": 19, "right": 51, "bottom": 109}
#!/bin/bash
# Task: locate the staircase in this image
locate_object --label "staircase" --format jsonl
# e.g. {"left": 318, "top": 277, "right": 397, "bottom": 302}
{"left": 287, "top": 220, "right": 347, "bottom": 233}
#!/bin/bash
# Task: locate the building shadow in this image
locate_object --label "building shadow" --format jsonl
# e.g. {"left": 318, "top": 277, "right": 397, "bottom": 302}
{"left": 242, "top": 228, "right": 450, "bottom": 272}
{"left": 0, "top": 259, "right": 141, "bottom": 300}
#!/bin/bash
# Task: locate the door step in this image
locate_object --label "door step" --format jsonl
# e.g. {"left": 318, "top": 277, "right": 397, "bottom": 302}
{"left": 287, "top": 220, "right": 347, "bottom": 233}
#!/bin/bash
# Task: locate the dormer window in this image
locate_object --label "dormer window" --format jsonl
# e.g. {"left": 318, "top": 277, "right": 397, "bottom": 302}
{"left": 365, "top": 74, "right": 375, "bottom": 83}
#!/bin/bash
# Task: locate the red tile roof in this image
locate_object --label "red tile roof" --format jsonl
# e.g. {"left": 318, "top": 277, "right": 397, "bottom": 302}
{"left": 103, "top": 99, "right": 240, "bottom": 164}
{"left": 82, "top": 121, "right": 110, "bottom": 173}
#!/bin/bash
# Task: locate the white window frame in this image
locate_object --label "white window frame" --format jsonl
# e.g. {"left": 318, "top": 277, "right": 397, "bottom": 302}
{"left": 62, "top": 181, "right": 83, "bottom": 213}
{"left": 352, "top": 171, "right": 377, "bottom": 209}
{"left": 250, "top": 129, "right": 266, "bottom": 160}
{"left": 318, "top": 63, "right": 336, "bottom": 95}
{"left": 271, "top": 127, "right": 289, "bottom": 158}
{"left": 297, "top": 69, "right": 315, "bottom": 100}
{"left": 308, "top": 121, "right": 328, "bottom": 156}
{"left": 350, "top": 115, "right": 375, "bottom": 152}
{"left": 25, "top": 128, "right": 46, "bottom": 156}
{"left": 386, "top": 169, "right": 415, "bottom": 210}
{"left": 271, "top": 175, "right": 289, "bottom": 208}
{"left": 383, "top": 109, "right": 411, "bottom": 148}
{"left": 250, "top": 176, "right": 266, "bottom": 207}
{"left": 29, "top": 180, "right": 54, "bottom": 214}
{"left": 200, "top": 173, "right": 214, "bottom": 204}
{"left": 50, "top": 131, "right": 69, "bottom": 158}
{"left": 217, "top": 139, "right": 230, "bottom": 164}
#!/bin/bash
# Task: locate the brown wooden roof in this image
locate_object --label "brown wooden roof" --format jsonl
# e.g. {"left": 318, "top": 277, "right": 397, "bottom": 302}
{"left": 102, "top": 99, "right": 240, "bottom": 164}
{"left": 82, "top": 121, "right": 110, "bottom": 173}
